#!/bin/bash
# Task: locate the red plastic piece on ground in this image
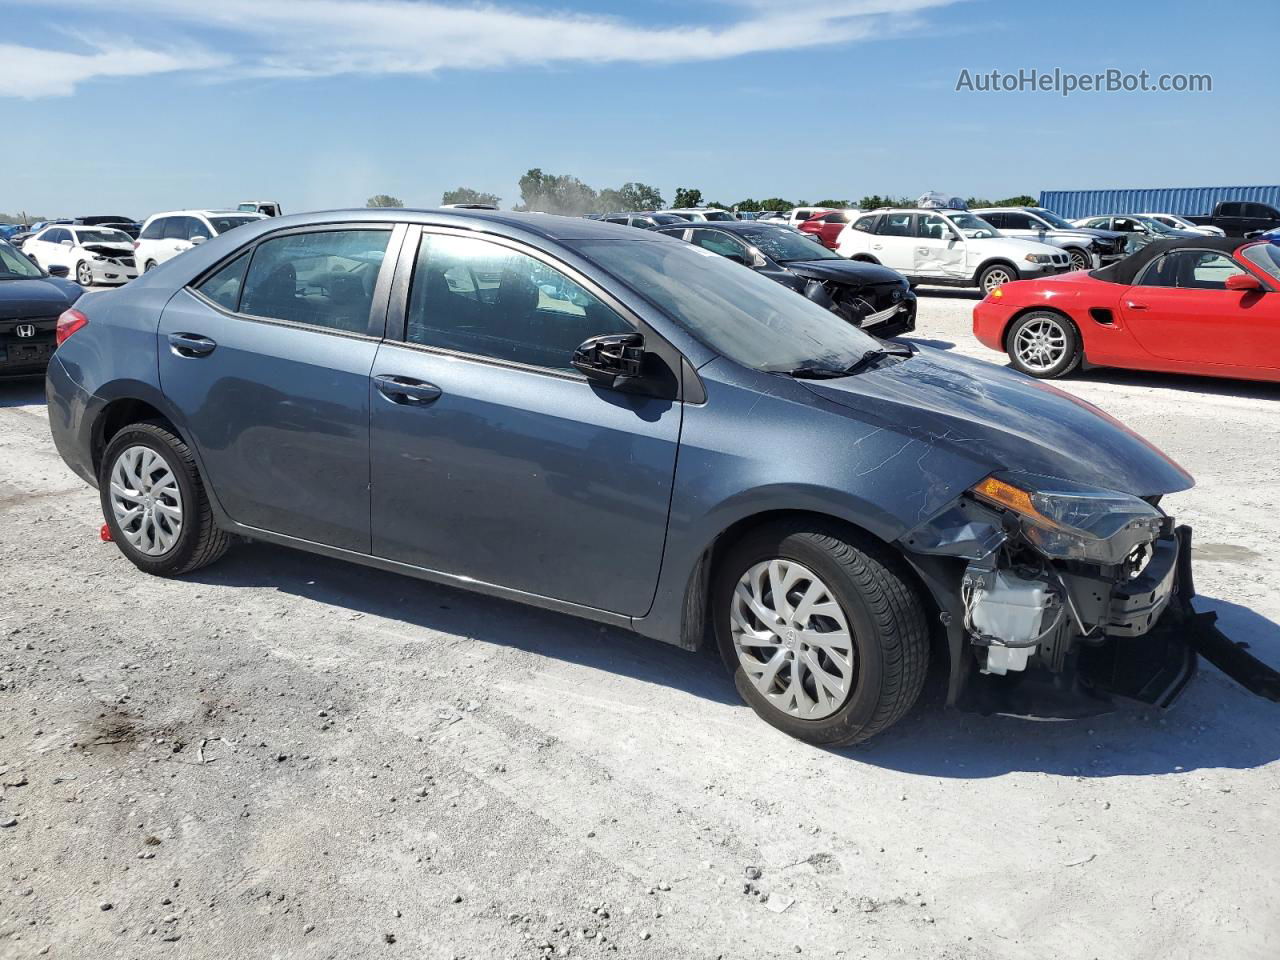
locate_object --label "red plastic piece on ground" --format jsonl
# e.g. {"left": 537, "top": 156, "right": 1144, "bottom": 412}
{"left": 99, "top": 523, "right": 113, "bottom": 542}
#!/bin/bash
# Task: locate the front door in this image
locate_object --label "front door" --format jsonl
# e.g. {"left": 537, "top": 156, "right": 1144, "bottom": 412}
{"left": 156, "top": 225, "right": 400, "bottom": 550}
{"left": 913, "top": 214, "right": 968, "bottom": 279}
{"left": 1118, "top": 248, "right": 1280, "bottom": 369}
{"left": 369, "top": 229, "right": 681, "bottom": 616}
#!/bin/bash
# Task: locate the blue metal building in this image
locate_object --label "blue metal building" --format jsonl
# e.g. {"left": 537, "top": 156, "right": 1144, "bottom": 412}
{"left": 1038, "top": 186, "right": 1280, "bottom": 220}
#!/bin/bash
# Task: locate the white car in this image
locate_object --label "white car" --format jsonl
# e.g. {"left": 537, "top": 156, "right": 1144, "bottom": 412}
{"left": 1138, "top": 212, "right": 1226, "bottom": 237}
{"left": 784, "top": 206, "right": 829, "bottom": 227}
{"left": 22, "top": 224, "right": 138, "bottom": 286}
{"left": 835, "top": 208, "right": 1072, "bottom": 294}
{"left": 135, "top": 210, "right": 265, "bottom": 272}
{"left": 655, "top": 208, "right": 737, "bottom": 222}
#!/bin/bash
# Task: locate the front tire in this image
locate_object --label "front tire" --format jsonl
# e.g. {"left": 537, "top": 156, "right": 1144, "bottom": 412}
{"left": 1006, "top": 310, "right": 1082, "bottom": 379}
{"left": 1068, "top": 248, "right": 1091, "bottom": 272}
{"left": 99, "top": 422, "right": 231, "bottom": 576}
{"left": 144, "top": 260, "right": 157, "bottom": 273}
{"left": 76, "top": 261, "right": 93, "bottom": 286}
{"left": 978, "top": 263, "right": 1017, "bottom": 295}
{"left": 713, "top": 521, "right": 929, "bottom": 746}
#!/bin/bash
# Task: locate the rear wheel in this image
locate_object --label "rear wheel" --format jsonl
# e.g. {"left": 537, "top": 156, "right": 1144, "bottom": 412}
{"left": 1006, "top": 310, "right": 1082, "bottom": 378}
{"left": 76, "top": 261, "right": 92, "bottom": 286}
{"left": 99, "top": 422, "right": 231, "bottom": 576}
{"left": 713, "top": 521, "right": 929, "bottom": 746}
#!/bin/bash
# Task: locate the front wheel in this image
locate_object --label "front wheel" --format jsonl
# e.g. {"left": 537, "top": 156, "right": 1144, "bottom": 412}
{"left": 1006, "top": 310, "right": 1082, "bottom": 378}
{"left": 713, "top": 521, "right": 929, "bottom": 746}
{"left": 99, "top": 422, "right": 231, "bottom": 576}
{"left": 76, "top": 261, "right": 93, "bottom": 286}
{"left": 143, "top": 260, "right": 157, "bottom": 273}
{"left": 1068, "top": 248, "right": 1091, "bottom": 272}
{"left": 978, "top": 263, "right": 1016, "bottom": 295}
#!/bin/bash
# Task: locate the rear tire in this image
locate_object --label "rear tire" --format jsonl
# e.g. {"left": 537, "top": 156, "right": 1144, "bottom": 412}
{"left": 1006, "top": 310, "right": 1082, "bottom": 379}
{"left": 99, "top": 422, "right": 231, "bottom": 576}
{"left": 713, "top": 520, "right": 929, "bottom": 746}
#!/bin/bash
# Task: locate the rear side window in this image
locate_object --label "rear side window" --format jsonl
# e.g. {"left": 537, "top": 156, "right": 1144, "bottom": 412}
{"left": 162, "top": 218, "right": 190, "bottom": 241}
{"left": 852, "top": 215, "right": 877, "bottom": 233}
{"left": 404, "top": 233, "right": 631, "bottom": 370}
{"left": 140, "top": 218, "right": 166, "bottom": 240}
{"left": 239, "top": 229, "right": 390, "bottom": 333}
{"left": 196, "top": 252, "right": 251, "bottom": 312}
{"left": 878, "top": 213, "right": 914, "bottom": 237}
{"left": 689, "top": 229, "right": 748, "bottom": 260}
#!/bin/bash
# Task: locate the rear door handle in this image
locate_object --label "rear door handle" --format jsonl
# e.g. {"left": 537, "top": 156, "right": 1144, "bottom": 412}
{"left": 167, "top": 332, "right": 217, "bottom": 357}
{"left": 1125, "top": 301, "right": 1149, "bottom": 310}
{"left": 374, "top": 374, "right": 442, "bottom": 405}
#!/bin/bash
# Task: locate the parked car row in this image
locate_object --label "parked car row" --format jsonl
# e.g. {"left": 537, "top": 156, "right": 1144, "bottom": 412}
{"left": 45, "top": 206, "right": 1280, "bottom": 749}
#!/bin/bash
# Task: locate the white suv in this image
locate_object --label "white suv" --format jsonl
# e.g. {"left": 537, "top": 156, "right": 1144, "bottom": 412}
{"left": 134, "top": 210, "right": 265, "bottom": 272}
{"left": 656, "top": 208, "right": 737, "bottom": 222}
{"left": 835, "top": 208, "right": 1071, "bottom": 294}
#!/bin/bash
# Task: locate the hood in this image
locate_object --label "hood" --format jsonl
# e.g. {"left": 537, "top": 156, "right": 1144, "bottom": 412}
{"left": 81, "top": 243, "right": 134, "bottom": 257}
{"left": 0, "top": 277, "right": 82, "bottom": 318}
{"left": 784, "top": 259, "right": 905, "bottom": 286}
{"left": 799, "top": 347, "right": 1192, "bottom": 497}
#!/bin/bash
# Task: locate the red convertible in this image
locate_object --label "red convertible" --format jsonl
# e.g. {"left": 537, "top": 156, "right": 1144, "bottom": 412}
{"left": 972, "top": 237, "right": 1280, "bottom": 382}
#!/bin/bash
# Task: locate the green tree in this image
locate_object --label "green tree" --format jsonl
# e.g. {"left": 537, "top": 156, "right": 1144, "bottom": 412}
{"left": 813, "top": 199, "right": 852, "bottom": 209}
{"left": 991, "top": 194, "right": 1037, "bottom": 207}
{"left": 758, "top": 197, "right": 792, "bottom": 212}
{"left": 367, "top": 194, "right": 404, "bottom": 208}
{"left": 597, "top": 182, "right": 665, "bottom": 212}
{"left": 441, "top": 187, "right": 500, "bottom": 207}
{"left": 672, "top": 187, "right": 703, "bottom": 209}
{"left": 515, "top": 168, "right": 599, "bottom": 215}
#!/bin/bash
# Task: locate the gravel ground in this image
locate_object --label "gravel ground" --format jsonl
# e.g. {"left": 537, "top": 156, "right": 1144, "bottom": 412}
{"left": 1, "top": 288, "right": 1278, "bottom": 960}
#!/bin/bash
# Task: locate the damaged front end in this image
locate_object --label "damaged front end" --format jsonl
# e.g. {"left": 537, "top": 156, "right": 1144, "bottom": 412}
{"left": 902, "top": 474, "right": 1280, "bottom": 717}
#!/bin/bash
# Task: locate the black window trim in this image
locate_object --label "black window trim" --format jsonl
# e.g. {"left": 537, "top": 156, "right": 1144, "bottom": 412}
{"left": 185, "top": 222, "right": 406, "bottom": 341}
{"left": 384, "top": 224, "right": 688, "bottom": 400}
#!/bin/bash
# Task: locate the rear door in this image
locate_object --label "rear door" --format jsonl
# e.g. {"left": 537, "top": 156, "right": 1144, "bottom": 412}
{"left": 870, "top": 213, "right": 917, "bottom": 271}
{"left": 157, "top": 224, "right": 403, "bottom": 550}
{"left": 367, "top": 227, "right": 682, "bottom": 615}
{"left": 1118, "top": 248, "right": 1279, "bottom": 368}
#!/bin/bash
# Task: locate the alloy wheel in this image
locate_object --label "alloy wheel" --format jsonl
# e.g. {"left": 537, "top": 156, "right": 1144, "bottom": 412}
{"left": 983, "top": 268, "right": 1013, "bottom": 293}
{"left": 1069, "top": 249, "right": 1090, "bottom": 271}
{"left": 1013, "top": 316, "right": 1068, "bottom": 373}
{"left": 729, "top": 559, "right": 855, "bottom": 720}
{"left": 76, "top": 262, "right": 92, "bottom": 286}
{"left": 108, "top": 445, "right": 184, "bottom": 556}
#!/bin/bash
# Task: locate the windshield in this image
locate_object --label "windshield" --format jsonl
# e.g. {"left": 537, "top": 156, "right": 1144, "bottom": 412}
{"left": 742, "top": 225, "right": 843, "bottom": 262}
{"left": 701, "top": 211, "right": 736, "bottom": 221}
{"left": 1031, "top": 208, "right": 1075, "bottom": 229}
{"left": 0, "top": 241, "right": 44, "bottom": 279}
{"left": 574, "top": 239, "right": 879, "bottom": 373}
{"left": 1138, "top": 216, "right": 1175, "bottom": 235}
{"left": 75, "top": 229, "right": 132, "bottom": 244}
{"left": 1243, "top": 243, "right": 1280, "bottom": 283}
{"left": 207, "top": 216, "right": 259, "bottom": 234}
{"left": 949, "top": 213, "right": 998, "bottom": 237}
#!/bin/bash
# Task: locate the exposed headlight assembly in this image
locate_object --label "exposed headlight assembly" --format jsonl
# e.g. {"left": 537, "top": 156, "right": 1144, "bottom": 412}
{"left": 971, "top": 475, "right": 1167, "bottom": 565}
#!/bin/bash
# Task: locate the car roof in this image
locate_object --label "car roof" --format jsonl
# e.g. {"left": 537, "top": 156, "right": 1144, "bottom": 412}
{"left": 1091, "top": 236, "right": 1257, "bottom": 284}
{"left": 145, "top": 209, "right": 266, "bottom": 219}
{"left": 189, "top": 207, "right": 684, "bottom": 244}
{"left": 651, "top": 219, "right": 799, "bottom": 235}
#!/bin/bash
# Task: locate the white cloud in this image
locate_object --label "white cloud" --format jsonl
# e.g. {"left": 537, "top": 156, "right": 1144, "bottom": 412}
{"left": 0, "top": 41, "right": 226, "bottom": 98}
{"left": 7, "top": 0, "right": 961, "bottom": 95}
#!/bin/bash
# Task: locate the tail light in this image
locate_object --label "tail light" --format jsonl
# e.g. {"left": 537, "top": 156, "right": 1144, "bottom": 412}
{"left": 55, "top": 308, "right": 88, "bottom": 346}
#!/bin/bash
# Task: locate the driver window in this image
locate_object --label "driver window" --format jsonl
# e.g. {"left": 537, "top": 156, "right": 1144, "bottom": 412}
{"left": 915, "top": 215, "right": 949, "bottom": 241}
{"left": 405, "top": 233, "right": 632, "bottom": 370}
{"left": 1137, "top": 250, "right": 1246, "bottom": 290}
{"left": 878, "top": 213, "right": 914, "bottom": 237}
{"left": 690, "top": 229, "right": 749, "bottom": 260}
{"left": 1114, "top": 218, "right": 1141, "bottom": 232}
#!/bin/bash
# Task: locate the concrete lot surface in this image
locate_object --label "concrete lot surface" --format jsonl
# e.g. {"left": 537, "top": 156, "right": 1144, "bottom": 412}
{"left": 1, "top": 289, "right": 1277, "bottom": 959}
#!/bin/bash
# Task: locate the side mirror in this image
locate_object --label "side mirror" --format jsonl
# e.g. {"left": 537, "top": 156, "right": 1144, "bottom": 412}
{"left": 1225, "top": 273, "right": 1263, "bottom": 292}
{"left": 48, "top": 264, "right": 70, "bottom": 278}
{"left": 190, "top": 235, "right": 208, "bottom": 245}
{"left": 571, "top": 332, "right": 645, "bottom": 384}
{"left": 61, "top": 239, "right": 73, "bottom": 247}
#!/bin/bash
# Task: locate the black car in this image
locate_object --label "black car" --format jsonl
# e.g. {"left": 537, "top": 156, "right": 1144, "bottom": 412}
{"left": 652, "top": 220, "right": 915, "bottom": 336}
{"left": 600, "top": 212, "right": 688, "bottom": 230}
{"left": 78, "top": 219, "right": 141, "bottom": 239}
{"left": 0, "top": 239, "right": 82, "bottom": 378}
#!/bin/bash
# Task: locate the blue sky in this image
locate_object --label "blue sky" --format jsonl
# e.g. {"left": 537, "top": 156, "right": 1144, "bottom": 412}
{"left": 2, "top": 0, "right": 1275, "bottom": 218}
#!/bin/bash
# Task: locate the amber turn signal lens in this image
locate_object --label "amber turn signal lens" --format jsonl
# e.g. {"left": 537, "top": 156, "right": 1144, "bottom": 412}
{"left": 970, "top": 476, "right": 1060, "bottom": 529}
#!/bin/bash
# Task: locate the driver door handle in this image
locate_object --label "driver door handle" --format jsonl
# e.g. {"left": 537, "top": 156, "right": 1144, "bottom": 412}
{"left": 374, "top": 374, "right": 442, "bottom": 405}
{"left": 167, "top": 333, "right": 218, "bottom": 357}
{"left": 1125, "top": 301, "right": 1149, "bottom": 310}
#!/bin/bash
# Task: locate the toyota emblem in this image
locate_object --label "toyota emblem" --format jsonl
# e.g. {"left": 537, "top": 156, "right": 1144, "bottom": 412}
{"left": 15, "top": 324, "right": 36, "bottom": 338}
